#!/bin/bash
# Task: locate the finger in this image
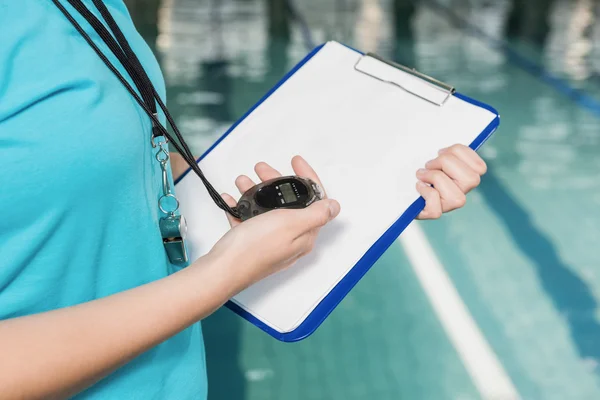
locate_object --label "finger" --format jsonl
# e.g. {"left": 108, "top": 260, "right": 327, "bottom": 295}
{"left": 439, "top": 144, "right": 487, "bottom": 175}
{"left": 291, "top": 155, "right": 327, "bottom": 198}
{"left": 292, "top": 198, "right": 341, "bottom": 236}
{"left": 221, "top": 193, "right": 241, "bottom": 228}
{"left": 254, "top": 161, "right": 282, "bottom": 182}
{"left": 415, "top": 181, "right": 442, "bottom": 219}
{"left": 417, "top": 169, "right": 466, "bottom": 212}
{"left": 235, "top": 175, "right": 256, "bottom": 195}
{"left": 425, "top": 153, "right": 481, "bottom": 193}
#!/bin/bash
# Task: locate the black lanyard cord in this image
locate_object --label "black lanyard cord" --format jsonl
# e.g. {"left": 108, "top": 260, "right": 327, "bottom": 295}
{"left": 66, "top": 0, "right": 157, "bottom": 120}
{"left": 87, "top": 0, "right": 198, "bottom": 167}
{"left": 56, "top": 0, "right": 231, "bottom": 212}
{"left": 90, "top": 0, "right": 214, "bottom": 187}
{"left": 51, "top": 0, "right": 240, "bottom": 218}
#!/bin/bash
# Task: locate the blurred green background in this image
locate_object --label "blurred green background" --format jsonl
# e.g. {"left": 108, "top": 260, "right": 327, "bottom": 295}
{"left": 126, "top": 0, "right": 600, "bottom": 399}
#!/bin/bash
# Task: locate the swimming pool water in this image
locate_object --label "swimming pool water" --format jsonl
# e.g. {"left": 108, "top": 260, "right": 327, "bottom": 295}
{"left": 131, "top": 0, "right": 600, "bottom": 398}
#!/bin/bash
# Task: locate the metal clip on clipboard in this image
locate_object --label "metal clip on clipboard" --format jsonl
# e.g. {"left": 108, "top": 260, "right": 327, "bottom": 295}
{"left": 354, "top": 53, "right": 456, "bottom": 106}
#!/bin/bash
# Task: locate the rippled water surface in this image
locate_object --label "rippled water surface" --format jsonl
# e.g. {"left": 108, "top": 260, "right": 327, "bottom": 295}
{"left": 129, "top": 1, "right": 600, "bottom": 398}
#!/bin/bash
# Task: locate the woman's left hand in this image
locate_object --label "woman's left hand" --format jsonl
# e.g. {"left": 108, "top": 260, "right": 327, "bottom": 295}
{"left": 415, "top": 144, "right": 487, "bottom": 220}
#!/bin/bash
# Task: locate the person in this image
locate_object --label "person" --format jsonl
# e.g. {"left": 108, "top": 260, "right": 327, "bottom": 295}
{"left": 0, "top": 1, "right": 488, "bottom": 399}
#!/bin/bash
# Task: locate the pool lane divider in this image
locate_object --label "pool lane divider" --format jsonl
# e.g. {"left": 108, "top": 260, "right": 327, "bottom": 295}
{"left": 426, "top": 0, "right": 600, "bottom": 118}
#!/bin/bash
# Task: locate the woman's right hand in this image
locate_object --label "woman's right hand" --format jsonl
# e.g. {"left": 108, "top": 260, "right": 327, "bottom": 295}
{"left": 0, "top": 160, "right": 338, "bottom": 400}
{"left": 208, "top": 156, "right": 341, "bottom": 293}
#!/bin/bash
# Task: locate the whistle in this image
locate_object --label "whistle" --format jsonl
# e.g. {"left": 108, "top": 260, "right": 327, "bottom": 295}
{"left": 159, "top": 214, "right": 189, "bottom": 264}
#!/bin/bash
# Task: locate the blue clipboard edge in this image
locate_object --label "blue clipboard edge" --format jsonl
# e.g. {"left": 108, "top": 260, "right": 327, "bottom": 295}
{"left": 174, "top": 41, "right": 500, "bottom": 342}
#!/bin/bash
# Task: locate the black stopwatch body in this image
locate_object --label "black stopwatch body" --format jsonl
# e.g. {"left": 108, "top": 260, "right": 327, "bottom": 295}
{"left": 237, "top": 176, "right": 324, "bottom": 221}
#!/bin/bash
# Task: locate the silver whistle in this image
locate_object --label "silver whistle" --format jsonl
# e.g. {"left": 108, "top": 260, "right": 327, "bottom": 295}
{"left": 159, "top": 214, "right": 189, "bottom": 264}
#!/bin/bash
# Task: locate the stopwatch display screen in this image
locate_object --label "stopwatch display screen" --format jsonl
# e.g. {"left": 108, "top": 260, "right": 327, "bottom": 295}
{"left": 279, "top": 183, "right": 297, "bottom": 203}
{"left": 255, "top": 178, "right": 310, "bottom": 208}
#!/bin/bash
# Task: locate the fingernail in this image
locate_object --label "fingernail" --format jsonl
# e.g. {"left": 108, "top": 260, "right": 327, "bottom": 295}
{"left": 328, "top": 200, "right": 341, "bottom": 219}
{"left": 417, "top": 181, "right": 427, "bottom": 188}
{"left": 438, "top": 147, "right": 448, "bottom": 154}
{"left": 417, "top": 168, "right": 427, "bottom": 176}
{"left": 425, "top": 160, "right": 434, "bottom": 168}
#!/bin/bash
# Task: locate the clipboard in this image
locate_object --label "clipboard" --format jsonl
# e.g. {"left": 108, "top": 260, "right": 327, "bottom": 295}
{"left": 175, "top": 41, "right": 500, "bottom": 342}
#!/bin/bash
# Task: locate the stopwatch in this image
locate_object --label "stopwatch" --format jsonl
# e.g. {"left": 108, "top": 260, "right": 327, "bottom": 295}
{"left": 237, "top": 176, "right": 324, "bottom": 221}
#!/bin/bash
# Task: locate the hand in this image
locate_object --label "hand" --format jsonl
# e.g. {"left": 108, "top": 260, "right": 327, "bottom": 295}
{"left": 208, "top": 156, "right": 341, "bottom": 292}
{"left": 415, "top": 144, "right": 487, "bottom": 220}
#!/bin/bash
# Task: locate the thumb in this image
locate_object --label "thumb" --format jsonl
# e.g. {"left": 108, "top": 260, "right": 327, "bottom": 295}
{"left": 220, "top": 193, "right": 240, "bottom": 228}
{"left": 294, "top": 199, "right": 341, "bottom": 231}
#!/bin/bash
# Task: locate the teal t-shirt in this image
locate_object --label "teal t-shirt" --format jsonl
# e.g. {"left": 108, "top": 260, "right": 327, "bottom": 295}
{"left": 0, "top": 1, "right": 207, "bottom": 398}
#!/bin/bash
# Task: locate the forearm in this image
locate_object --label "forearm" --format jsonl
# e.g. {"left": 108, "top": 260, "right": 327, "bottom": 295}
{"left": 0, "top": 252, "right": 239, "bottom": 400}
{"left": 169, "top": 151, "right": 191, "bottom": 182}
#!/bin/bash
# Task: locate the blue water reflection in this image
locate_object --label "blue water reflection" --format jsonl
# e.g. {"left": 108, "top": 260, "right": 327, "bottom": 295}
{"left": 128, "top": 0, "right": 600, "bottom": 398}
